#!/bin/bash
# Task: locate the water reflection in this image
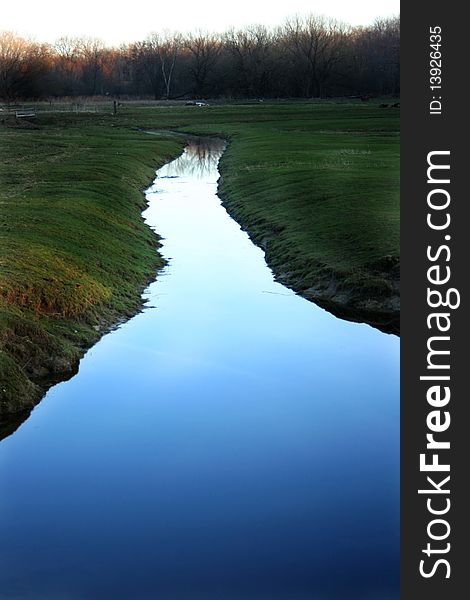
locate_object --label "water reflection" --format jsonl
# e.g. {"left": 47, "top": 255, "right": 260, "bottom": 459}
{"left": 158, "top": 137, "right": 226, "bottom": 179}
{"left": 0, "top": 138, "right": 399, "bottom": 599}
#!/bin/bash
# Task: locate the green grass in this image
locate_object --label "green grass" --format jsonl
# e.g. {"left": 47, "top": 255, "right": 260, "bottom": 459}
{"left": 0, "top": 123, "right": 184, "bottom": 414}
{"left": 0, "top": 100, "right": 399, "bottom": 417}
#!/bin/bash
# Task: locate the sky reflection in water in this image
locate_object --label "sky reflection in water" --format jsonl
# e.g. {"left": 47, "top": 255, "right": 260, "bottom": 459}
{"left": 0, "top": 139, "right": 399, "bottom": 599}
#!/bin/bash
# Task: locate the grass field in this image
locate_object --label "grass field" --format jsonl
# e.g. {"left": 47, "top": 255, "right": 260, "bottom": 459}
{"left": 0, "top": 100, "right": 399, "bottom": 420}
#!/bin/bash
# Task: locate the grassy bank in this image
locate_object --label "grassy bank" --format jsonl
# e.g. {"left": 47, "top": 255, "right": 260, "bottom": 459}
{"left": 1, "top": 100, "right": 399, "bottom": 423}
{"left": 0, "top": 121, "right": 184, "bottom": 422}
{"left": 182, "top": 104, "right": 400, "bottom": 331}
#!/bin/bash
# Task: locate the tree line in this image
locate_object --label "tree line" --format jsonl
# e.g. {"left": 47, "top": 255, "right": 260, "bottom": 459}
{"left": 0, "top": 15, "right": 399, "bottom": 102}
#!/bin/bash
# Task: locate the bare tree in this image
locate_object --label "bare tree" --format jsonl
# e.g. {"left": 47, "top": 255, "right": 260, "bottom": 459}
{"left": 185, "top": 32, "right": 221, "bottom": 97}
{"left": 0, "top": 32, "right": 29, "bottom": 100}
{"left": 282, "top": 15, "right": 348, "bottom": 97}
{"left": 157, "top": 32, "right": 182, "bottom": 99}
{"left": 104, "top": 45, "right": 133, "bottom": 96}
{"left": 131, "top": 38, "right": 161, "bottom": 99}
{"left": 54, "top": 36, "right": 81, "bottom": 63}
{"left": 53, "top": 37, "right": 83, "bottom": 94}
{"left": 224, "top": 25, "right": 274, "bottom": 97}
{"left": 0, "top": 32, "right": 50, "bottom": 101}
{"left": 79, "top": 38, "right": 106, "bottom": 95}
{"left": 1, "top": 17, "right": 400, "bottom": 101}
{"left": 346, "top": 17, "right": 400, "bottom": 96}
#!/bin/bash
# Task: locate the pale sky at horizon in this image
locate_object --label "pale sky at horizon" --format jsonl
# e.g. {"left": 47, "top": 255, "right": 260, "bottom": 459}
{"left": 2, "top": 0, "right": 400, "bottom": 46}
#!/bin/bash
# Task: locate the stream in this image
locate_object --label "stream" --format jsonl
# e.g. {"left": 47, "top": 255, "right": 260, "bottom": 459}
{"left": 0, "top": 138, "right": 399, "bottom": 599}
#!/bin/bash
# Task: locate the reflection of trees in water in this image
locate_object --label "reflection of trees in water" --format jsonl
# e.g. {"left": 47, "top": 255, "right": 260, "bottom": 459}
{"left": 166, "top": 138, "right": 226, "bottom": 178}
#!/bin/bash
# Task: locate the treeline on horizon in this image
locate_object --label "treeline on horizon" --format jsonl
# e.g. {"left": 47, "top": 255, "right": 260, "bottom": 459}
{"left": 0, "top": 15, "right": 399, "bottom": 102}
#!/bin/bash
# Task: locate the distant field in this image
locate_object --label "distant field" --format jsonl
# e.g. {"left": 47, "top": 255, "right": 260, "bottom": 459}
{"left": 0, "top": 100, "right": 399, "bottom": 421}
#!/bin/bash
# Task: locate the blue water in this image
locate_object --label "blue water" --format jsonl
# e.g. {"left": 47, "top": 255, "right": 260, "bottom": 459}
{"left": 0, "top": 139, "right": 399, "bottom": 599}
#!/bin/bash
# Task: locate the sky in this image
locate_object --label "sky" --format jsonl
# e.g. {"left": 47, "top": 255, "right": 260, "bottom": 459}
{"left": 2, "top": 0, "right": 400, "bottom": 46}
